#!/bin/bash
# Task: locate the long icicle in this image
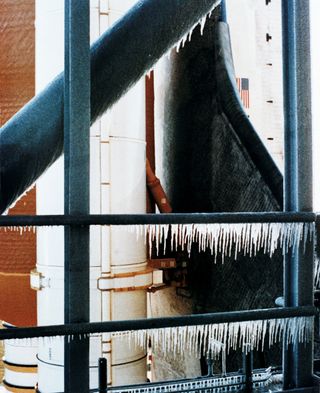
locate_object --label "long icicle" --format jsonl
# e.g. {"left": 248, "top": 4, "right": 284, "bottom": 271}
{"left": 125, "top": 222, "right": 314, "bottom": 260}
{"left": 6, "top": 316, "right": 313, "bottom": 380}
{"left": 112, "top": 316, "right": 313, "bottom": 373}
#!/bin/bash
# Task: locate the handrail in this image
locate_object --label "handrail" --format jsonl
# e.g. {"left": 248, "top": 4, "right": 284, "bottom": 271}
{"left": 0, "top": 212, "right": 317, "bottom": 227}
{"left": 0, "top": 306, "right": 316, "bottom": 341}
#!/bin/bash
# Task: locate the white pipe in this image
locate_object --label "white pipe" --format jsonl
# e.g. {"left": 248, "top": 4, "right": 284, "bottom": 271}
{"left": 98, "top": 0, "right": 149, "bottom": 383}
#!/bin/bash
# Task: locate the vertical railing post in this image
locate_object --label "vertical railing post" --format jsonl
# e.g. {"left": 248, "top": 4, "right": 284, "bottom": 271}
{"left": 99, "top": 357, "right": 108, "bottom": 393}
{"left": 242, "top": 350, "right": 253, "bottom": 392}
{"left": 64, "top": 0, "right": 90, "bottom": 392}
{"left": 282, "top": 0, "right": 314, "bottom": 389}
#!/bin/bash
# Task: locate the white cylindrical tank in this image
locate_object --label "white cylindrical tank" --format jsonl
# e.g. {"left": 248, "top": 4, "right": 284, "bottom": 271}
{"left": 34, "top": 263, "right": 103, "bottom": 392}
{"left": 107, "top": 137, "right": 148, "bottom": 384}
{"left": 37, "top": 334, "right": 101, "bottom": 392}
{"left": 35, "top": 0, "right": 150, "bottom": 390}
{"left": 2, "top": 324, "right": 38, "bottom": 392}
{"left": 35, "top": 1, "right": 103, "bottom": 391}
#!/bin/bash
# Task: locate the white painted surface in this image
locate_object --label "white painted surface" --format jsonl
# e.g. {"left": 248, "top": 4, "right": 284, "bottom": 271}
{"left": 37, "top": 335, "right": 101, "bottom": 392}
{"left": 36, "top": 0, "right": 147, "bottom": 389}
{"left": 37, "top": 361, "right": 99, "bottom": 392}
{"left": 3, "top": 337, "right": 38, "bottom": 389}
{"left": 36, "top": 265, "right": 102, "bottom": 391}
{"left": 227, "top": 0, "right": 284, "bottom": 171}
{"left": 227, "top": 0, "right": 320, "bottom": 209}
{"left": 4, "top": 339, "right": 38, "bottom": 366}
{"left": 4, "top": 368, "right": 37, "bottom": 387}
{"left": 36, "top": 266, "right": 101, "bottom": 325}
{"left": 93, "top": 1, "right": 148, "bottom": 385}
{"left": 35, "top": 0, "right": 64, "bottom": 280}
{"left": 110, "top": 138, "right": 146, "bottom": 268}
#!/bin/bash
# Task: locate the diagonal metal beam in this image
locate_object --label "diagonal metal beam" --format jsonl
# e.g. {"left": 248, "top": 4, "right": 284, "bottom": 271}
{"left": 0, "top": 0, "right": 221, "bottom": 215}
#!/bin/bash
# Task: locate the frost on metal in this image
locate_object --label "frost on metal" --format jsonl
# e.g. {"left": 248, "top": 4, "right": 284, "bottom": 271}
{"left": 2, "top": 183, "right": 36, "bottom": 216}
{"left": 174, "top": 0, "right": 220, "bottom": 53}
{"left": 126, "top": 222, "right": 314, "bottom": 262}
{"left": 144, "top": 0, "right": 221, "bottom": 76}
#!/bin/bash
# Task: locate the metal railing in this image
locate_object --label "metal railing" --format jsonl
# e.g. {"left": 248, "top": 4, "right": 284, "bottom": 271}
{"left": 0, "top": 211, "right": 317, "bottom": 227}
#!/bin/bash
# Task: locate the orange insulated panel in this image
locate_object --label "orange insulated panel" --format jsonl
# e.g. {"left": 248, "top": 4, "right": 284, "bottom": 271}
{"left": 0, "top": 0, "right": 36, "bottom": 326}
{"left": 0, "top": 274, "right": 36, "bottom": 326}
{"left": 0, "top": 0, "right": 35, "bottom": 125}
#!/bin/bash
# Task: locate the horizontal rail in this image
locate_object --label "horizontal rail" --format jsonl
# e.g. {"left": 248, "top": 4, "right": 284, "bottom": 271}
{"left": 1, "top": 306, "right": 316, "bottom": 340}
{"left": 0, "top": 212, "right": 317, "bottom": 227}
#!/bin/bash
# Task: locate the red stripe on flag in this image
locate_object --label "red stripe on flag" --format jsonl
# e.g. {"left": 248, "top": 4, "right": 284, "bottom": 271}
{"left": 236, "top": 77, "right": 250, "bottom": 109}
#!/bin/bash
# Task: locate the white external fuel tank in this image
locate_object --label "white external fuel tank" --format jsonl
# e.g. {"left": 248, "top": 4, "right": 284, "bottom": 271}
{"left": 34, "top": 0, "right": 150, "bottom": 391}
{"left": 2, "top": 323, "right": 38, "bottom": 392}
{"left": 94, "top": 2, "right": 150, "bottom": 384}
{"left": 35, "top": 266, "right": 102, "bottom": 391}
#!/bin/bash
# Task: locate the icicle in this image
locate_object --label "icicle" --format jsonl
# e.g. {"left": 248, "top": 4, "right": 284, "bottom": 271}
{"left": 112, "top": 316, "right": 313, "bottom": 362}
{"left": 171, "top": 0, "right": 221, "bottom": 54}
{"left": 0, "top": 225, "right": 42, "bottom": 234}
{"left": 5, "top": 336, "right": 39, "bottom": 347}
{"left": 175, "top": 31, "right": 192, "bottom": 53}
{"left": 128, "top": 222, "right": 314, "bottom": 261}
{"left": 200, "top": 15, "right": 207, "bottom": 35}
{"left": 315, "top": 256, "right": 320, "bottom": 288}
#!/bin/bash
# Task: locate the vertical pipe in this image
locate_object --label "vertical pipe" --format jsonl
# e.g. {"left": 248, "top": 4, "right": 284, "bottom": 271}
{"left": 242, "top": 351, "right": 253, "bottom": 392}
{"left": 99, "top": 357, "right": 108, "bottom": 393}
{"left": 282, "top": 0, "right": 314, "bottom": 389}
{"left": 64, "top": 0, "right": 90, "bottom": 392}
{"left": 206, "top": 358, "right": 214, "bottom": 376}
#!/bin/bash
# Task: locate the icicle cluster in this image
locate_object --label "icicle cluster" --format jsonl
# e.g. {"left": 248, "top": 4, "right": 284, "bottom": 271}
{"left": 2, "top": 222, "right": 314, "bottom": 264}
{"left": 144, "top": 0, "right": 221, "bottom": 77}
{"left": 126, "top": 222, "right": 314, "bottom": 261}
{"left": 7, "top": 333, "right": 88, "bottom": 348}
{"left": 0, "top": 225, "right": 37, "bottom": 235}
{"left": 174, "top": 0, "right": 221, "bottom": 53}
{"left": 112, "top": 316, "right": 313, "bottom": 361}
{"left": 6, "top": 315, "right": 313, "bottom": 379}
{"left": 315, "top": 256, "right": 320, "bottom": 288}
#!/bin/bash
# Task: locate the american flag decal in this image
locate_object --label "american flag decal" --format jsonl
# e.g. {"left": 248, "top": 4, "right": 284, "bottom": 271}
{"left": 236, "top": 77, "right": 250, "bottom": 108}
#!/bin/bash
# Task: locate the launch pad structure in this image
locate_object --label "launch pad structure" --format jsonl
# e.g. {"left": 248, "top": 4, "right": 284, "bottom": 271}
{"left": 0, "top": 0, "right": 319, "bottom": 392}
